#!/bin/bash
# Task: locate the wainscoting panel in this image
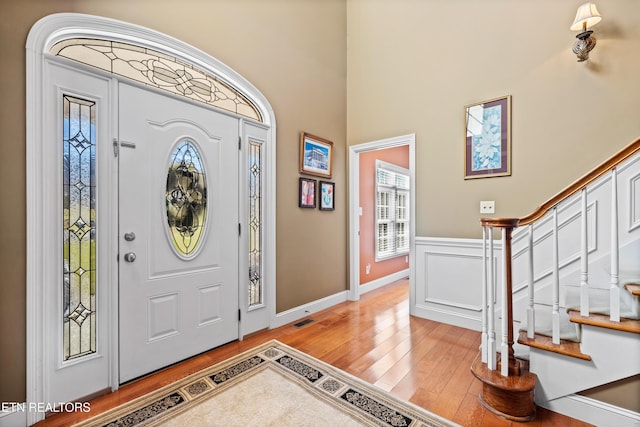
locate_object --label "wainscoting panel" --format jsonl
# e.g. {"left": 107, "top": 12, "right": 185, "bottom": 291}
{"left": 413, "top": 237, "right": 500, "bottom": 331}
{"left": 630, "top": 171, "right": 640, "bottom": 232}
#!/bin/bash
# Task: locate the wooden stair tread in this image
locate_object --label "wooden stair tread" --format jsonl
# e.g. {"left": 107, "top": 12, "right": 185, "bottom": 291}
{"left": 625, "top": 282, "right": 640, "bottom": 296}
{"left": 517, "top": 331, "right": 592, "bottom": 361}
{"left": 568, "top": 310, "right": 640, "bottom": 334}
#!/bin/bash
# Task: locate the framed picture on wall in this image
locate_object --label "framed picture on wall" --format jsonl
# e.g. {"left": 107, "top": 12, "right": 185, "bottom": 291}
{"left": 319, "top": 181, "right": 335, "bottom": 211}
{"left": 300, "top": 132, "right": 333, "bottom": 178}
{"left": 299, "top": 177, "right": 317, "bottom": 208}
{"left": 464, "top": 95, "right": 511, "bottom": 179}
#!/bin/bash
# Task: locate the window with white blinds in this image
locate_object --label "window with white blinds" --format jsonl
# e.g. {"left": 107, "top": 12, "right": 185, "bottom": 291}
{"left": 375, "top": 160, "right": 410, "bottom": 261}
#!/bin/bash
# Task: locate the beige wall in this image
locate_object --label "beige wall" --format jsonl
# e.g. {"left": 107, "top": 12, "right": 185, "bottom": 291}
{"left": 0, "top": 0, "right": 346, "bottom": 402}
{"left": 347, "top": 0, "right": 640, "bottom": 238}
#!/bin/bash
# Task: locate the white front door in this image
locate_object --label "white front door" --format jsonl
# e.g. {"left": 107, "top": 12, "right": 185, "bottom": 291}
{"left": 118, "top": 83, "right": 240, "bottom": 383}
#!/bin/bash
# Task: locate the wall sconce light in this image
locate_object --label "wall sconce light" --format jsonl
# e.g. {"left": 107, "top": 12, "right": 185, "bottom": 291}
{"left": 570, "top": 2, "right": 602, "bottom": 62}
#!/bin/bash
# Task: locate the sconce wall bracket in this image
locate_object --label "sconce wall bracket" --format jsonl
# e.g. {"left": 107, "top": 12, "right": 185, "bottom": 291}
{"left": 573, "top": 30, "right": 597, "bottom": 62}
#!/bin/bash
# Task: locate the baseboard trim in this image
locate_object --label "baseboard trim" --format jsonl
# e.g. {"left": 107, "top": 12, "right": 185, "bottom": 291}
{"left": 538, "top": 394, "right": 640, "bottom": 427}
{"left": 0, "top": 405, "right": 27, "bottom": 427}
{"left": 271, "top": 270, "right": 408, "bottom": 330}
{"left": 412, "top": 303, "right": 482, "bottom": 331}
{"left": 271, "top": 291, "right": 348, "bottom": 329}
{"left": 360, "top": 269, "right": 409, "bottom": 296}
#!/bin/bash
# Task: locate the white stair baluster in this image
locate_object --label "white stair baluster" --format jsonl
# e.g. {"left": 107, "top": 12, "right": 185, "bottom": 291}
{"left": 552, "top": 208, "right": 561, "bottom": 344}
{"left": 527, "top": 224, "right": 535, "bottom": 338}
{"left": 501, "top": 229, "right": 509, "bottom": 377}
{"left": 481, "top": 226, "right": 488, "bottom": 364}
{"left": 610, "top": 168, "right": 620, "bottom": 322}
{"left": 580, "top": 189, "right": 590, "bottom": 316}
{"left": 488, "top": 227, "right": 496, "bottom": 371}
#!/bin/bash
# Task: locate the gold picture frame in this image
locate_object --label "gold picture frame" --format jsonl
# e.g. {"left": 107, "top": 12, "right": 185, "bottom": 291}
{"left": 300, "top": 132, "right": 333, "bottom": 178}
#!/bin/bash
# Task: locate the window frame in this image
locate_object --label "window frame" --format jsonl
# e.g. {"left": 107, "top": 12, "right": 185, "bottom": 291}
{"left": 374, "top": 160, "right": 410, "bottom": 261}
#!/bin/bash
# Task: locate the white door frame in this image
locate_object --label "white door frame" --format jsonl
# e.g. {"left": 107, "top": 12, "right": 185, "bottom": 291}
{"left": 26, "top": 13, "right": 276, "bottom": 425}
{"left": 348, "top": 134, "right": 416, "bottom": 303}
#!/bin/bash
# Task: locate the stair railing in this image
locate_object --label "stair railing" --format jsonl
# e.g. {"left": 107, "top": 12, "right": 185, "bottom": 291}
{"left": 480, "top": 137, "right": 640, "bottom": 377}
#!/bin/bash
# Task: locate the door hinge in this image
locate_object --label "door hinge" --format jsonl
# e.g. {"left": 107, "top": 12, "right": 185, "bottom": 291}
{"left": 238, "top": 136, "right": 242, "bottom": 150}
{"left": 113, "top": 139, "right": 119, "bottom": 157}
{"left": 238, "top": 309, "right": 241, "bottom": 321}
{"left": 238, "top": 223, "right": 241, "bottom": 236}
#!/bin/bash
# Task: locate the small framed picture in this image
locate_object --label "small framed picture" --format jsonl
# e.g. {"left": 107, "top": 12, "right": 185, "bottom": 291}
{"left": 299, "top": 177, "right": 317, "bottom": 208}
{"left": 464, "top": 95, "right": 511, "bottom": 179}
{"left": 300, "top": 132, "right": 333, "bottom": 178}
{"left": 319, "top": 181, "right": 335, "bottom": 211}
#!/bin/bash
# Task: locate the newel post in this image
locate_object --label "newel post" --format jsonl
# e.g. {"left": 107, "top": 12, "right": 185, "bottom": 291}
{"left": 473, "top": 218, "right": 536, "bottom": 422}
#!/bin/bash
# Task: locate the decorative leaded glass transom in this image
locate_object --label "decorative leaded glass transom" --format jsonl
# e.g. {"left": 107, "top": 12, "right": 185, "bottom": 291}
{"left": 166, "top": 141, "right": 207, "bottom": 257}
{"left": 63, "top": 95, "right": 97, "bottom": 361}
{"left": 50, "top": 38, "right": 262, "bottom": 122}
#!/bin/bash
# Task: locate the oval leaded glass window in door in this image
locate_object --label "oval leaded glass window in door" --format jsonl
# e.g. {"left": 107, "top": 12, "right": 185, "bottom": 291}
{"left": 165, "top": 141, "right": 207, "bottom": 257}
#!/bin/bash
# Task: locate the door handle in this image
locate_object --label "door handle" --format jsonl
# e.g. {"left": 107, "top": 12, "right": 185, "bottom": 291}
{"left": 124, "top": 252, "right": 136, "bottom": 263}
{"left": 124, "top": 232, "right": 136, "bottom": 241}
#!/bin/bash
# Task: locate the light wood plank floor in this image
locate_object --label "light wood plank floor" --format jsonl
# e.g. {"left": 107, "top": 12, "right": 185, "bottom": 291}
{"left": 36, "top": 279, "right": 593, "bottom": 426}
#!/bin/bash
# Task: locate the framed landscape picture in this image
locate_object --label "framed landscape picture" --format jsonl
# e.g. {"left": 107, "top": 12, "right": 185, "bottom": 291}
{"left": 464, "top": 95, "right": 511, "bottom": 179}
{"left": 300, "top": 132, "right": 333, "bottom": 178}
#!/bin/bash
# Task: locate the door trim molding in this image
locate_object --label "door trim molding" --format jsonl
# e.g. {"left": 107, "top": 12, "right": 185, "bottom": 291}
{"left": 26, "top": 13, "right": 276, "bottom": 424}
{"left": 348, "top": 134, "right": 416, "bottom": 302}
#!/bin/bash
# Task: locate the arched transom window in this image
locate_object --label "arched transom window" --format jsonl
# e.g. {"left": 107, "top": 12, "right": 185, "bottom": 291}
{"left": 50, "top": 38, "right": 262, "bottom": 122}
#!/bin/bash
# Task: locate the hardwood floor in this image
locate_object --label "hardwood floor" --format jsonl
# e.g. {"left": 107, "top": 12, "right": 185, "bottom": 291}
{"left": 36, "top": 280, "right": 593, "bottom": 426}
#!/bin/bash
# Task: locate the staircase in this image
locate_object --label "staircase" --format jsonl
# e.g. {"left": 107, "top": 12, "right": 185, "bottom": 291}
{"left": 471, "top": 137, "right": 640, "bottom": 425}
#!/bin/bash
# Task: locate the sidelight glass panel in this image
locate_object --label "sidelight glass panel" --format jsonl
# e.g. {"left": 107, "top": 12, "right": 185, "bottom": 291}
{"left": 248, "top": 141, "right": 263, "bottom": 307}
{"left": 166, "top": 141, "right": 207, "bottom": 257}
{"left": 63, "top": 95, "right": 97, "bottom": 361}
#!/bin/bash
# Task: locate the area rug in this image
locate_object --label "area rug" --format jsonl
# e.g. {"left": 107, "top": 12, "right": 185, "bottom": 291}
{"left": 75, "top": 340, "right": 459, "bottom": 427}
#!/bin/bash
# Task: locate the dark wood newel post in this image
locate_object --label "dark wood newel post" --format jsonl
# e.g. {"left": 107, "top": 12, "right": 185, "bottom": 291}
{"left": 502, "top": 224, "right": 520, "bottom": 376}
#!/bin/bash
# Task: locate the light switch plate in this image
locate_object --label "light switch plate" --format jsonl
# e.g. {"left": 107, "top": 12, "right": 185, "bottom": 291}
{"left": 480, "top": 201, "right": 495, "bottom": 214}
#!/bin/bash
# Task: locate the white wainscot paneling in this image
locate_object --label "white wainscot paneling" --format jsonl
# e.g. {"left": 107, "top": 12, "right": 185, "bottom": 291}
{"left": 630, "top": 171, "right": 640, "bottom": 232}
{"left": 424, "top": 252, "right": 482, "bottom": 308}
{"left": 413, "top": 237, "right": 498, "bottom": 331}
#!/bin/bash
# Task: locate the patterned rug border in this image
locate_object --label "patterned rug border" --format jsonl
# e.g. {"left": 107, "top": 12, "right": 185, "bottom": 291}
{"left": 74, "top": 340, "right": 460, "bottom": 427}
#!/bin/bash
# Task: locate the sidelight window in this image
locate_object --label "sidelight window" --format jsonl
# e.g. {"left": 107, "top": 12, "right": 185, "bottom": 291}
{"left": 248, "top": 140, "right": 263, "bottom": 307}
{"left": 63, "top": 95, "right": 97, "bottom": 361}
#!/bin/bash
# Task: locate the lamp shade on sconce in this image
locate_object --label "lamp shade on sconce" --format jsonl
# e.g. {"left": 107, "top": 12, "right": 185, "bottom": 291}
{"left": 570, "top": 2, "right": 602, "bottom": 31}
{"left": 570, "top": 2, "right": 602, "bottom": 61}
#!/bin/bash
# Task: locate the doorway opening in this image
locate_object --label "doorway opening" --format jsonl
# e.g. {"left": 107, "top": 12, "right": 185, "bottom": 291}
{"left": 348, "top": 134, "right": 416, "bottom": 304}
